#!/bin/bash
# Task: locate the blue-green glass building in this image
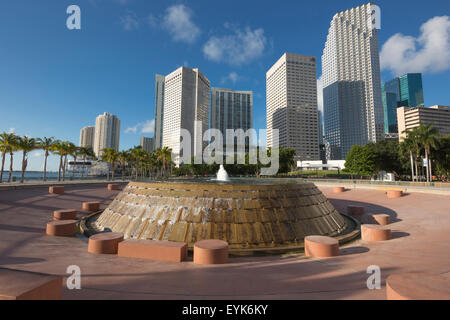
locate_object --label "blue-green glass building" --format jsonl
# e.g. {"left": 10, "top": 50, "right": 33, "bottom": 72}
{"left": 381, "top": 73, "right": 424, "bottom": 133}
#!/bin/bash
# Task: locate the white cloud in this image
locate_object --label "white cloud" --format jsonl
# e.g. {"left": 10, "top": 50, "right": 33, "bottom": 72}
{"left": 32, "top": 152, "right": 42, "bottom": 157}
{"left": 221, "top": 72, "right": 239, "bottom": 84}
{"left": 8, "top": 128, "right": 15, "bottom": 134}
{"left": 317, "top": 76, "right": 323, "bottom": 114}
{"left": 141, "top": 119, "right": 155, "bottom": 134}
{"left": 125, "top": 119, "right": 155, "bottom": 134}
{"left": 120, "top": 10, "right": 139, "bottom": 31}
{"left": 161, "top": 5, "right": 200, "bottom": 44}
{"left": 380, "top": 16, "right": 450, "bottom": 76}
{"left": 203, "top": 25, "right": 267, "bottom": 65}
{"left": 124, "top": 124, "right": 139, "bottom": 134}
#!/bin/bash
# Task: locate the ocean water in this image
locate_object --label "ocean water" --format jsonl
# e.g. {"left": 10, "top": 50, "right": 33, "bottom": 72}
{"left": 0, "top": 171, "right": 96, "bottom": 182}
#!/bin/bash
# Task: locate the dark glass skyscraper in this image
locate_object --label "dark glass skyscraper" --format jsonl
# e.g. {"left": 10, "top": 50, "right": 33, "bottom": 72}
{"left": 381, "top": 73, "right": 424, "bottom": 133}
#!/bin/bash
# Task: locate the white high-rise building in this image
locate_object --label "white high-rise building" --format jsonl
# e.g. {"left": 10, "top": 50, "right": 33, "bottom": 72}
{"left": 93, "top": 112, "right": 120, "bottom": 158}
{"left": 162, "top": 67, "right": 210, "bottom": 164}
{"left": 322, "top": 2, "right": 384, "bottom": 159}
{"left": 266, "top": 52, "right": 319, "bottom": 160}
{"left": 79, "top": 126, "right": 95, "bottom": 148}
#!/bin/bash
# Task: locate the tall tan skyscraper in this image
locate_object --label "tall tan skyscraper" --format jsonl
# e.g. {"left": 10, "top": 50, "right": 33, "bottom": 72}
{"left": 162, "top": 67, "right": 210, "bottom": 165}
{"left": 266, "top": 52, "right": 319, "bottom": 160}
{"left": 93, "top": 112, "right": 120, "bottom": 158}
{"left": 79, "top": 126, "right": 95, "bottom": 148}
{"left": 140, "top": 136, "right": 154, "bottom": 153}
{"left": 153, "top": 74, "right": 165, "bottom": 149}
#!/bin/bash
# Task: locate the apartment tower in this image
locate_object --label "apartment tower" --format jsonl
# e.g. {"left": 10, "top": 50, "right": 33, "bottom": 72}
{"left": 79, "top": 126, "right": 95, "bottom": 148}
{"left": 93, "top": 112, "right": 120, "bottom": 158}
{"left": 322, "top": 2, "right": 384, "bottom": 159}
{"left": 266, "top": 52, "right": 319, "bottom": 160}
{"left": 162, "top": 67, "right": 210, "bottom": 164}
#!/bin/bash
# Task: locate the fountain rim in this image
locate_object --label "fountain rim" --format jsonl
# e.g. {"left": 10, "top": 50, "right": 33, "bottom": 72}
{"left": 81, "top": 211, "right": 360, "bottom": 255}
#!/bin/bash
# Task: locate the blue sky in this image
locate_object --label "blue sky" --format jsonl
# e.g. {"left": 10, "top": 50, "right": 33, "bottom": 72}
{"left": 1, "top": 0, "right": 449, "bottom": 171}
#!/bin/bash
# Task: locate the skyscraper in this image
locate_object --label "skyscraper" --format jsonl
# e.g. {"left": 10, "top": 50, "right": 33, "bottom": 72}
{"left": 266, "top": 52, "right": 319, "bottom": 160}
{"left": 153, "top": 74, "right": 165, "bottom": 150}
{"left": 322, "top": 2, "right": 384, "bottom": 159}
{"left": 382, "top": 73, "right": 424, "bottom": 133}
{"left": 140, "top": 136, "right": 154, "bottom": 153}
{"left": 79, "top": 126, "right": 95, "bottom": 148}
{"left": 211, "top": 88, "right": 253, "bottom": 151}
{"left": 93, "top": 112, "right": 120, "bottom": 158}
{"left": 162, "top": 67, "right": 210, "bottom": 164}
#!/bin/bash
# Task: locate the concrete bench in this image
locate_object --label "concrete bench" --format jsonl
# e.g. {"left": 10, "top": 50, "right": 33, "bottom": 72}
{"left": 305, "top": 235, "right": 339, "bottom": 257}
{"left": 82, "top": 201, "right": 100, "bottom": 212}
{"left": 194, "top": 240, "right": 228, "bottom": 264}
{"left": 386, "top": 272, "right": 450, "bottom": 300}
{"left": 363, "top": 213, "right": 391, "bottom": 225}
{"left": 0, "top": 268, "right": 62, "bottom": 300}
{"left": 333, "top": 187, "right": 345, "bottom": 193}
{"left": 88, "top": 232, "right": 124, "bottom": 254}
{"left": 46, "top": 220, "right": 77, "bottom": 237}
{"left": 118, "top": 239, "right": 187, "bottom": 262}
{"left": 347, "top": 205, "right": 365, "bottom": 221}
{"left": 49, "top": 186, "right": 64, "bottom": 195}
{"left": 387, "top": 190, "right": 403, "bottom": 198}
{"left": 361, "top": 224, "right": 391, "bottom": 241}
{"left": 107, "top": 184, "right": 120, "bottom": 191}
{"left": 53, "top": 209, "right": 77, "bottom": 221}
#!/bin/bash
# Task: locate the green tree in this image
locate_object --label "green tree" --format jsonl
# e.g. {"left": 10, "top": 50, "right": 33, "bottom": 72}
{"left": 52, "top": 141, "right": 64, "bottom": 181}
{"left": 432, "top": 135, "right": 450, "bottom": 178}
{"left": 416, "top": 123, "right": 440, "bottom": 182}
{"left": 17, "top": 136, "right": 37, "bottom": 183}
{"left": 0, "top": 132, "right": 18, "bottom": 183}
{"left": 37, "top": 137, "right": 56, "bottom": 182}
{"left": 101, "top": 148, "right": 119, "bottom": 181}
{"left": 344, "top": 145, "right": 377, "bottom": 177}
{"left": 156, "top": 147, "right": 172, "bottom": 179}
{"left": 78, "top": 146, "right": 95, "bottom": 177}
{"left": 118, "top": 150, "right": 130, "bottom": 180}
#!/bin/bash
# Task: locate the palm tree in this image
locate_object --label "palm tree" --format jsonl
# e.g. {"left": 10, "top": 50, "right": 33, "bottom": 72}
{"left": 118, "top": 150, "right": 130, "bottom": 180}
{"left": 0, "top": 132, "right": 18, "bottom": 183}
{"left": 156, "top": 147, "right": 172, "bottom": 179}
{"left": 101, "top": 148, "right": 119, "bottom": 181}
{"left": 62, "top": 142, "right": 76, "bottom": 181}
{"left": 401, "top": 133, "right": 418, "bottom": 182}
{"left": 78, "top": 146, "right": 94, "bottom": 177}
{"left": 36, "top": 137, "right": 55, "bottom": 182}
{"left": 7, "top": 144, "right": 17, "bottom": 183}
{"left": 17, "top": 136, "right": 37, "bottom": 183}
{"left": 52, "top": 140, "right": 65, "bottom": 182}
{"left": 416, "top": 124, "right": 440, "bottom": 182}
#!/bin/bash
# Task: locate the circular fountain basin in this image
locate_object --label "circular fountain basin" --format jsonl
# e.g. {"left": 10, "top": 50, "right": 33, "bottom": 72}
{"left": 90, "top": 179, "right": 359, "bottom": 253}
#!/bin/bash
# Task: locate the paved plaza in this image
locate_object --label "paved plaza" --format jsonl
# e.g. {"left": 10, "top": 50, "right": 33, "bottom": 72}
{"left": 0, "top": 183, "right": 449, "bottom": 299}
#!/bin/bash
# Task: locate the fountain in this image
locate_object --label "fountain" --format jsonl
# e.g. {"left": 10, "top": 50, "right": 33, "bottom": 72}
{"left": 216, "top": 165, "right": 230, "bottom": 182}
{"left": 90, "top": 178, "right": 359, "bottom": 253}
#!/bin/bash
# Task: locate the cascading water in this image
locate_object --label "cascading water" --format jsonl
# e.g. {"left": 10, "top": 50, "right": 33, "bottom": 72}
{"left": 216, "top": 165, "right": 230, "bottom": 182}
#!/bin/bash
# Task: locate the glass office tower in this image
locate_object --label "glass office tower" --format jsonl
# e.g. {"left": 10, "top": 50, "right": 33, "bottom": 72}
{"left": 381, "top": 73, "right": 424, "bottom": 133}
